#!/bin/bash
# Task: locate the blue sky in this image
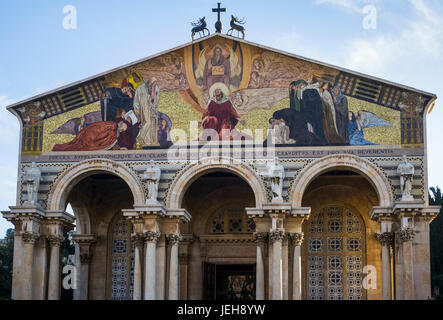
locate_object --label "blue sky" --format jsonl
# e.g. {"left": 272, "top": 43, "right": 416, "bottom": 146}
{"left": 1, "top": 0, "right": 442, "bottom": 236}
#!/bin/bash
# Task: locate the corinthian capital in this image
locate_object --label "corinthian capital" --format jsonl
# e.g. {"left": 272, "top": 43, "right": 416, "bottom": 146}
{"left": 375, "top": 232, "right": 394, "bottom": 247}
{"left": 144, "top": 231, "right": 161, "bottom": 244}
{"left": 166, "top": 234, "right": 183, "bottom": 246}
{"left": 253, "top": 232, "right": 268, "bottom": 244}
{"left": 48, "top": 235, "right": 64, "bottom": 247}
{"left": 22, "top": 231, "right": 39, "bottom": 244}
{"left": 132, "top": 233, "right": 146, "bottom": 248}
{"left": 288, "top": 232, "right": 304, "bottom": 246}
{"left": 269, "top": 229, "right": 285, "bottom": 243}
{"left": 399, "top": 228, "right": 415, "bottom": 242}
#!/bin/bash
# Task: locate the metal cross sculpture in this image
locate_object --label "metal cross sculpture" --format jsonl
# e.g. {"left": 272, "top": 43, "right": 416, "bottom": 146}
{"left": 212, "top": 2, "right": 226, "bottom": 33}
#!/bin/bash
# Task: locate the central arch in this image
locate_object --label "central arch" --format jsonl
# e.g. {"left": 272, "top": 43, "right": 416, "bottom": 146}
{"left": 290, "top": 154, "right": 394, "bottom": 208}
{"left": 166, "top": 157, "right": 268, "bottom": 210}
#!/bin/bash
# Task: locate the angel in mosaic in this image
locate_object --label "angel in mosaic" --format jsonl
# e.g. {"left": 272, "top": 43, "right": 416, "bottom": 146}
{"left": 348, "top": 111, "right": 392, "bottom": 146}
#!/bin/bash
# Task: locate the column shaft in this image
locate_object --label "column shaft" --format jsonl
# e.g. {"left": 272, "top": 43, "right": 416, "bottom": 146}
{"left": 282, "top": 239, "right": 288, "bottom": 300}
{"left": 133, "top": 235, "right": 144, "bottom": 300}
{"left": 48, "top": 237, "right": 63, "bottom": 300}
{"left": 289, "top": 233, "right": 303, "bottom": 300}
{"left": 270, "top": 230, "right": 284, "bottom": 300}
{"left": 293, "top": 245, "right": 302, "bottom": 300}
{"left": 144, "top": 231, "right": 160, "bottom": 300}
{"left": 254, "top": 233, "right": 267, "bottom": 300}
{"left": 167, "top": 234, "right": 182, "bottom": 300}
{"left": 156, "top": 237, "right": 166, "bottom": 300}
{"left": 382, "top": 244, "right": 392, "bottom": 300}
{"left": 400, "top": 228, "right": 415, "bottom": 300}
{"left": 377, "top": 232, "right": 393, "bottom": 300}
{"left": 22, "top": 233, "right": 38, "bottom": 300}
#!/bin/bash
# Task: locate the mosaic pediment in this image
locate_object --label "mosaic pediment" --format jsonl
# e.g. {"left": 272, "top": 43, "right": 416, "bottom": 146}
{"left": 10, "top": 34, "right": 434, "bottom": 155}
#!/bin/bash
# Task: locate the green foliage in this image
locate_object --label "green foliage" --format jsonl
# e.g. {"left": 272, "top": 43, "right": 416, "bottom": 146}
{"left": 430, "top": 186, "right": 443, "bottom": 298}
{"left": 0, "top": 229, "right": 14, "bottom": 299}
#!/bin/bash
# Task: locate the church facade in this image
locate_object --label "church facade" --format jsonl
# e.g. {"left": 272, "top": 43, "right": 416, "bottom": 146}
{"left": 2, "top": 33, "right": 440, "bottom": 300}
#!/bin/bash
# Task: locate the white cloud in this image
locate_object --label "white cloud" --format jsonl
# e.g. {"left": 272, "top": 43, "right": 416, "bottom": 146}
{"left": 406, "top": 0, "right": 443, "bottom": 56}
{"left": 338, "top": 0, "right": 443, "bottom": 75}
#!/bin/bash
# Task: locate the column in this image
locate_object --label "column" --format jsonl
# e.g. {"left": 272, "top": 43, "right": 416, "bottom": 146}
{"left": 156, "top": 235, "right": 167, "bottom": 300}
{"left": 376, "top": 232, "right": 393, "bottom": 300}
{"left": 289, "top": 232, "right": 304, "bottom": 300}
{"left": 132, "top": 234, "right": 145, "bottom": 300}
{"left": 400, "top": 228, "right": 415, "bottom": 300}
{"left": 11, "top": 221, "right": 24, "bottom": 300}
{"left": 21, "top": 232, "right": 39, "bottom": 300}
{"left": 78, "top": 253, "right": 91, "bottom": 300}
{"left": 47, "top": 235, "right": 64, "bottom": 300}
{"left": 33, "top": 236, "right": 49, "bottom": 300}
{"left": 144, "top": 231, "right": 160, "bottom": 300}
{"left": 282, "top": 235, "right": 289, "bottom": 300}
{"left": 167, "top": 234, "right": 182, "bottom": 300}
{"left": 413, "top": 216, "right": 434, "bottom": 299}
{"left": 71, "top": 235, "right": 96, "bottom": 300}
{"left": 253, "top": 232, "right": 267, "bottom": 300}
{"left": 270, "top": 229, "right": 285, "bottom": 300}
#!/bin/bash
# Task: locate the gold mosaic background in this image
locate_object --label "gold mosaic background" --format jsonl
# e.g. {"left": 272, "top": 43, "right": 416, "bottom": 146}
{"left": 42, "top": 93, "right": 400, "bottom": 149}
{"left": 40, "top": 37, "right": 403, "bottom": 151}
{"left": 42, "top": 101, "right": 101, "bottom": 152}
{"left": 347, "top": 97, "right": 401, "bottom": 146}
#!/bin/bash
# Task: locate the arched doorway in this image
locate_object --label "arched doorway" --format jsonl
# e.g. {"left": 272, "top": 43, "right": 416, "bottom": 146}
{"left": 301, "top": 170, "right": 381, "bottom": 300}
{"left": 180, "top": 171, "right": 257, "bottom": 300}
{"left": 65, "top": 173, "right": 135, "bottom": 300}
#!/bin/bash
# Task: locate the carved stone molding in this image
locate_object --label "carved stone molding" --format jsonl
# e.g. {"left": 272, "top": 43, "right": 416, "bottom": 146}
{"left": 253, "top": 232, "right": 268, "bottom": 244}
{"left": 144, "top": 231, "right": 161, "bottom": 244}
{"left": 288, "top": 232, "right": 304, "bottom": 246}
{"left": 22, "top": 232, "right": 40, "bottom": 244}
{"left": 199, "top": 234, "right": 255, "bottom": 244}
{"left": 399, "top": 228, "right": 415, "bottom": 242}
{"left": 269, "top": 229, "right": 285, "bottom": 243}
{"left": 166, "top": 234, "right": 183, "bottom": 246}
{"left": 375, "top": 232, "right": 394, "bottom": 247}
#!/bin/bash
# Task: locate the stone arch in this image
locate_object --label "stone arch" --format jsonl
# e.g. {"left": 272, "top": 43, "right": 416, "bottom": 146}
{"left": 47, "top": 159, "right": 146, "bottom": 212}
{"left": 166, "top": 157, "right": 268, "bottom": 210}
{"left": 290, "top": 154, "right": 394, "bottom": 208}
